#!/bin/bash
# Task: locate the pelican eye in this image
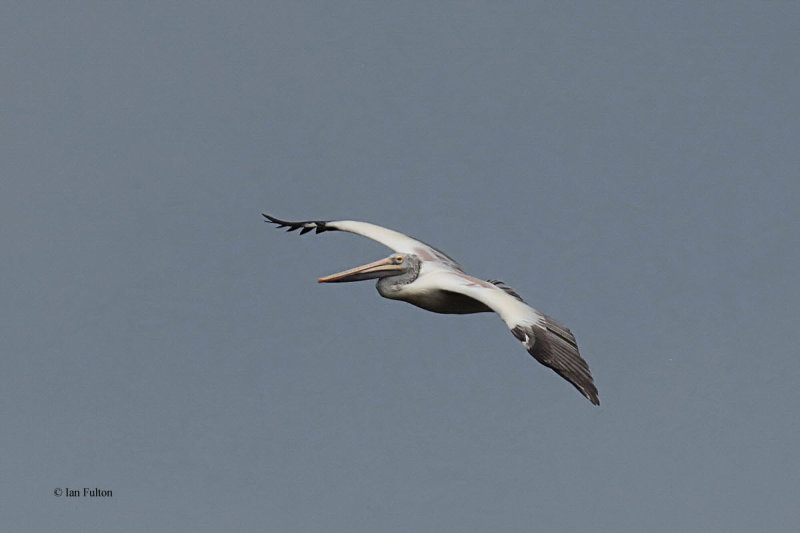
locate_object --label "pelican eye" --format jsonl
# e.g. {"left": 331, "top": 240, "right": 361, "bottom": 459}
{"left": 394, "top": 255, "right": 404, "bottom": 263}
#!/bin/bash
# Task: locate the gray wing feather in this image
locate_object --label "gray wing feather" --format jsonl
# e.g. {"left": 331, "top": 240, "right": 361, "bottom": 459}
{"left": 512, "top": 316, "right": 599, "bottom": 405}
{"left": 487, "top": 280, "right": 525, "bottom": 302}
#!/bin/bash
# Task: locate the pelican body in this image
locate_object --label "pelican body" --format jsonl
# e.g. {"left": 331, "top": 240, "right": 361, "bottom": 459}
{"left": 264, "top": 214, "right": 599, "bottom": 405}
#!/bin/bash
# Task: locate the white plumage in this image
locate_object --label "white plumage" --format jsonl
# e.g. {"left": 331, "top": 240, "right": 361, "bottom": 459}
{"left": 264, "top": 214, "right": 599, "bottom": 405}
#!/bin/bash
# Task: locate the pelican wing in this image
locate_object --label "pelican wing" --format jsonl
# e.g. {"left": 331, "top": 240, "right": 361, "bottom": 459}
{"left": 427, "top": 271, "right": 599, "bottom": 405}
{"left": 263, "top": 214, "right": 463, "bottom": 270}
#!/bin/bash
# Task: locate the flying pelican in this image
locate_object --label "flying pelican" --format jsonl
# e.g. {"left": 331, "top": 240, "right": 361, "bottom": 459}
{"left": 263, "top": 214, "right": 599, "bottom": 405}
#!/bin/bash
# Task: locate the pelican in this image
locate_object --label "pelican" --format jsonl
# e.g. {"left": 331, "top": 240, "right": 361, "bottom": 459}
{"left": 263, "top": 214, "right": 599, "bottom": 405}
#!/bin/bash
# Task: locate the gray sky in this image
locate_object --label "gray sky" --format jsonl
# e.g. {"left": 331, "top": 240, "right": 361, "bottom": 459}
{"left": 2, "top": 2, "right": 799, "bottom": 531}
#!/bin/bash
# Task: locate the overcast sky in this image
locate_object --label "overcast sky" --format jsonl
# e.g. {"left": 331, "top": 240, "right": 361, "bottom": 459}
{"left": 2, "top": 2, "right": 799, "bottom": 532}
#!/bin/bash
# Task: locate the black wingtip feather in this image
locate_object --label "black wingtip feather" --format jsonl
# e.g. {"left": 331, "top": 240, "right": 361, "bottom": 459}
{"left": 262, "top": 213, "right": 335, "bottom": 236}
{"left": 512, "top": 320, "right": 599, "bottom": 406}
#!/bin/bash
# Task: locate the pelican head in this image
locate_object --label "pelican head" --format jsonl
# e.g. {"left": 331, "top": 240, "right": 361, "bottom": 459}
{"left": 317, "top": 253, "right": 420, "bottom": 285}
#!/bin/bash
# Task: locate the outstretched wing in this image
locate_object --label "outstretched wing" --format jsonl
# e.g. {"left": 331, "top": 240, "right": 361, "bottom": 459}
{"left": 263, "top": 214, "right": 464, "bottom": 271}
{"left": 424, "top": 270, "right": 599, "bottom": 405}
